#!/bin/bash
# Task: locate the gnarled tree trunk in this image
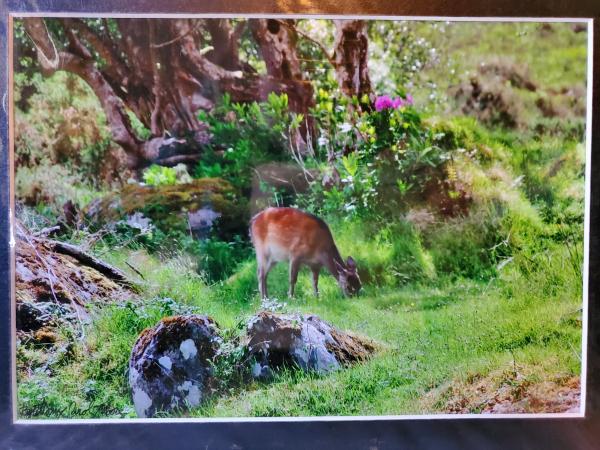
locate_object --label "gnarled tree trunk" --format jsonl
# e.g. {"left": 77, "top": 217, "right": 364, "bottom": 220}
{"left": 250, "top": 19, "right": 315, "bottom": 115}
{"left": 22, "top": 18, "right": 315, "bottom": 172}
{"left": 332, "top": 20, "right": 372, "bottom": 100}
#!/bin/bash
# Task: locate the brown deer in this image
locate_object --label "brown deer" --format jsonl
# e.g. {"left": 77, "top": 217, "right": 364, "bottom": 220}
{"left": 250, "top": 207, "right": 361, "bottom": 299}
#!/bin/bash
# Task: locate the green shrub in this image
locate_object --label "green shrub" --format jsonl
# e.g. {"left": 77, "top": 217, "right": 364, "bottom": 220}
{"left": 196, "top": 236, "right": 252, "bottom": 283}
{"left": 328, "top": 218, "right": 434, "bottom": 286}
{"left": 426, "top": 206, "right": 503, "bottom": 279}
{"left": 300, "top": 91, "right": 458, "bottom": 218}
{"left": 195, "top": 93, "right": 301, "bottom": 190}
{"left": 142, "top": 164, "right": 178, "bottom": 187}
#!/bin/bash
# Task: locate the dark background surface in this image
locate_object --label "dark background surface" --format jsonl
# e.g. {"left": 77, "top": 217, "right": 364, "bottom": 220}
{"left": 1, "top": 1, "right": 599, "bottom": 449}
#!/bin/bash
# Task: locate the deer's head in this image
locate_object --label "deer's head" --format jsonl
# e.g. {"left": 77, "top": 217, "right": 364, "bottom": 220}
{"left": 336, "top": 257, "right": 361, "bottom": 296}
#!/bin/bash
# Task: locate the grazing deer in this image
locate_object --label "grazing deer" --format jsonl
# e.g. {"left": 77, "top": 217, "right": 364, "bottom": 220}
{"left": 250, "top": 207, "right": 361, "bottom": 299}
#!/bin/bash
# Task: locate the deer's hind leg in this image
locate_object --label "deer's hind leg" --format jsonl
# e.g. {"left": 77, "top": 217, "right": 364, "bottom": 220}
{"left": 258, "top": 257, "right": 277, "bottom": 299}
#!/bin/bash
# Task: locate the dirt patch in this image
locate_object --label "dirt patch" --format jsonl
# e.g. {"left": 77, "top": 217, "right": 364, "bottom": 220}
{"left": 451, "top": 58, "right": 534, "bottom": 128}
{"left": 452, "top": 58, "right": 586, "bottom": 130}
{"left": 327, "top": 326, "right": 377, "bottom": 364}
{"left": 478, "top": 58, "right": 537, "bottom": 92}
{"left": 425, "top": 368, "right": 580, "bottom": 414}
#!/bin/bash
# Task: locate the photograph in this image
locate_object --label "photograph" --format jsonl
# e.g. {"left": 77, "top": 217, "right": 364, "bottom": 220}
{"left": 12, "top": 16, "right": 589, "bottom": 420}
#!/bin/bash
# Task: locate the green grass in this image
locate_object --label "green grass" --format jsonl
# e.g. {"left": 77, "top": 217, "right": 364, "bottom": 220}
{"left": 17, "top": 234, "right": 582, "bottom": 418}
{"left": 419, "top": 22, "right": 588, "bottom": 93}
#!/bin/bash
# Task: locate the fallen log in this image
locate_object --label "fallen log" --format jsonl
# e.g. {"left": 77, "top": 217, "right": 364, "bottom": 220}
{"left": 50, "top": 240, "right": 133, "bottom": 288}
{"left": 15, "top": 222, "right": 136, "bottom": 333}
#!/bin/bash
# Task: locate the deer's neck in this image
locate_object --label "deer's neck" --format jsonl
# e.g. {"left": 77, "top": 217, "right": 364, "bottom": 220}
{"left": 324, "top": 245, "right": 345, "bottom": 280}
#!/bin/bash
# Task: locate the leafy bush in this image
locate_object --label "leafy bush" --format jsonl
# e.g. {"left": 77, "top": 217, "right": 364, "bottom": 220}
{"left": 299, "top": 90, "right": 455, "bottom": 217}
{"left": 14, "top": 71, "right": 122, "bottom": 188}
{"left": 196, "top": 236, "right": 252, "bottom": 283}
{"left": 142, "top": 164, "right": 178, "bottom": 187}
{"left": 196, "top": 93, "right": 302, "bottom": 190}
{"left": 367, "top": 21, "right": 446, "bottom": 108}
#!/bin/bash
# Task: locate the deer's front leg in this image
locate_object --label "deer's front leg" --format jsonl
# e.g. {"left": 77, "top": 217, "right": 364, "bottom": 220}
{"left": 311, "top": 267, "right": 320, "bottom": 297}
{"left": 288, "top": 259, "right": 301, "bottom": 298}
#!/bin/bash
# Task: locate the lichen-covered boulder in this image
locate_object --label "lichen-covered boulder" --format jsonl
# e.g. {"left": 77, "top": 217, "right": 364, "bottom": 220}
{"left": 84, "top": 177, "right": 247, "bottom": 239}
{"left": 246, "top": 311, "right": 376, "bottom": 378}
{"left": 128, "top": 315, "right": 221, "bottom": 418}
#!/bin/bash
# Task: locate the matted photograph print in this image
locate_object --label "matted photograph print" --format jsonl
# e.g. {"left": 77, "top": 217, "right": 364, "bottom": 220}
{"left": 12, "top": 17, "right": 589, "bottom": 419}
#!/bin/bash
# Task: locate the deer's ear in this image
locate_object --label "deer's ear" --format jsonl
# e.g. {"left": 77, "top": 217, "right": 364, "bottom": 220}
{"left": 346, "top": 256, "right": 357, "bottom": 271}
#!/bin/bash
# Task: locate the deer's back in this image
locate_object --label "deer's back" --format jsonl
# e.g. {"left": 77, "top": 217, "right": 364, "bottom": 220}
{"left": 250, "top": 207, "right": 335, "bottom": 263}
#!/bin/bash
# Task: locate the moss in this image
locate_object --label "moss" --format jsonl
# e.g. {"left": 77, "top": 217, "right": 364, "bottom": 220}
{"left": 86, "top": 178, "right": 248, "bottom": 237}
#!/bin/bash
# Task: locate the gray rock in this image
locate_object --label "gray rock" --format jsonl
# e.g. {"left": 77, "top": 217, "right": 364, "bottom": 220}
{"left": 128, "top": 315, "right": 220, "bottom": 418}
{"left": 246, "top": 311, "right": 375, "bottom": 378}
{"left": 16, "top": 301, "right": 54, "bottom": 332}
{"left": 187, "top": 208, "right": 222, "bottom": 239}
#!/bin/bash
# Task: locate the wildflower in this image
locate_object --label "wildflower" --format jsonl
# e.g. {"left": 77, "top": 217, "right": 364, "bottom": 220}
{"left": 318, "top": 135, "right": 329, "bottom": 146}
{"left": 375, "top": 93, "right": 413, "bottom": 111}
{"left": 391, "top": 97, "right": 404, "bottom": 109}
{"left": 375, "top": 95, "right": 394, "bottom": 111}
{"left": 338, "top": 122, "right": 352, "bottom": 133}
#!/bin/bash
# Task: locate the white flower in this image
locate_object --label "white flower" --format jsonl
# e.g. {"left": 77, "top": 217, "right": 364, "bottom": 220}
{"left": 338, "top": 122, "right": 352, "bottom": 133}
{"left": 318, "top": 135, "right": 329, "bottom": 146}
{"left": 124, "top": 212, "right": 154, "bottom": 234}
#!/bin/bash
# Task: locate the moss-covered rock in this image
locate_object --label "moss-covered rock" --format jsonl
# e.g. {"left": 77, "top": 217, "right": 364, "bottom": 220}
{"left": 15, "top": 227, "right": 135, "bottom": 337}
{"left": 246, "top": 311, "right": 377, "bottom": 377}
{"left": 85, "top": 178, "right": 248, "bottom": 238}
{"left": 129, "top": 315, "right": 221, "bottom": 418}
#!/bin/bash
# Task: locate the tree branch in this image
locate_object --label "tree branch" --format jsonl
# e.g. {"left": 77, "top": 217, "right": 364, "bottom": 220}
{"left": 276, "top": 19, "right": 335, "bottom": 66}
{"left": 175, "top": 20, "right": 245, "bottom": 82}
{"left": 332, "top": 20, "right": 372, "bottom": 98}
{"left": 24, "top": 18, "right": 146, "bottom": 168}
{"left": 22, "top": 17, "right": 60, "bottom": 73}
{"left": 62, "top": 18, "right": 132, "bottom": 84}
{"left": 151, "top": 19, "right": 203, "bottom": 49}
{"left": 51, "top": 240, "right": 133, "bottom": 288}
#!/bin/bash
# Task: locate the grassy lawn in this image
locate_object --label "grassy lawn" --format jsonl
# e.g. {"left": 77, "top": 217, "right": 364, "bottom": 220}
{"left": 17, "top": 232, "right": 582, "bottom": 418}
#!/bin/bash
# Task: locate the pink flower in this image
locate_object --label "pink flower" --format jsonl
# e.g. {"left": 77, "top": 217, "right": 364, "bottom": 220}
{"left": 375, "top": 94, "right": 413, "bottom": 111}
{"left": 392, "top": 97, "right": 404, "bottom": 109}
{"left": 375, "top": 95, "right": 394, "bottom": 112}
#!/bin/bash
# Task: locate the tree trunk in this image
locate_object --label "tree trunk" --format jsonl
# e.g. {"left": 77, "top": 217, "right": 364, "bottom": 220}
{"left": 23, "top": 18, "right": 318, "bottom": 171}
{"left": 204, "top": 19, "right": 250, "bottom": 72}
{"left": 250, "top": 19, "right": 314, "bottom": 115}
{"left": 332, "top": 20, "right": 372, "bottom": 100}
